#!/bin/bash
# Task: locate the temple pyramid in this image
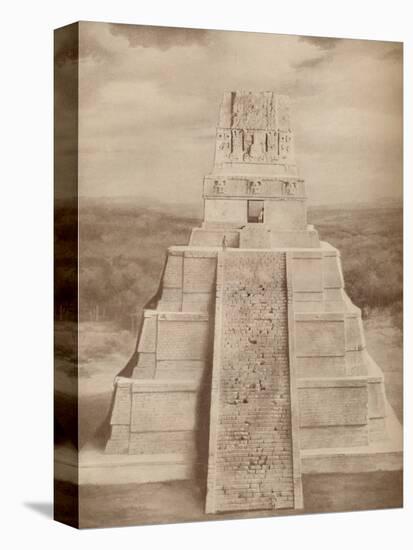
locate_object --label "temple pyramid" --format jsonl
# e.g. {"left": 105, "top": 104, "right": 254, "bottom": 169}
{"left": 105, "top": 91, "right": 402, "bottom": 513}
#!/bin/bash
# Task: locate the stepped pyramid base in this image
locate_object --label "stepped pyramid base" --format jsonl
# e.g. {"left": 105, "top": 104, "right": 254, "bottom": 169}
{"left": 301, "top": 403, "right": 402, "bottom": 474}
{"left": 103, "top": 242, "right": 402, "bottom": 508}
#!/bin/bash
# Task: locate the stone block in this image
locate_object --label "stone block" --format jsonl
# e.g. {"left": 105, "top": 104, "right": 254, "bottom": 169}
{"left": 132, "top": 353, "right": 156, "bottom": 379}
{"left": 105, "top": 424, "right": 131, "bottom": 453}
{"left": 239, "top": 225, "right": 272, "bottom": 248}
{"left": 204, "top": 198, "right": 247, "bottom": 225}
{"left": 155, "top": 360, "right": 206, "bottom": 383}
{"left": 324, "top": 288, "right": 344, "bottom": 302}
{"left": 159, "top": 287, "right": 183, "bottom": 306}
{"left": 109, "top": 425, "right": 130, "bottom": 440}
{"left": 129, "top": 431, "right": 197, "bottom": 455}
{"left": 182, "top": 292, "right": 213, "bottom": 312}
{"left": 157, "top": 318, "right": 210, "bottom": 361}
{"left": 301, "top": 449, "right": 403, "bottom": 475}
{"left": 295, "top": 313, "right": 345, "bottom": 357}
{"left": 137, "top": 315, "right": 157, "bottom": 353}
{"left": 346, "top": 350, "right": 369, "bottom": 376}
{"left": 157, "top": 300, "right": 182, "bottom": 312}
{"left": 345, "top": 314, "right": 366, "bottom": 351}
{"left": 158, "top": 312, "right": 209, "bottom": 321}
{"left": 105, "top": 438, "right": 129, "bottom": 454}
{"left": 183, "top": 256, "right": 217, "bottom": 293}
{"left": 110, "top": 382, "right": 132, "bottom": 425}
{"left": 291, "top": 253, "right": 323, "bottom": 293}
{"left": 130, "top": 385, "right": 198, "bottom": 432}
{"left": 300, "top": 425, "right": 368, "bottom": 449}
{"left": 293, "top": 291, "right": 324, "bottom": 302}
{"left": 296, "top": 355, "right": 346, "bottom": 378}
{"left": 298, "top": 381, "right": 368, "bottom": 427}
{"left": 368, "top": 417, "right": 387, "bottom": 442}
{"left": 264, "top": 199, "right": 306, "bottom": 230}
{"left": 163, "top": 253, "right": 183, "bottom": 289}
{"left": 189, "top": 228, "right": 240, "bottom": 247}
{"left": 183, "top": 249, "right": 218, "bottom": 259}
{"left": 293, "top": 301, "right": 325, "bottom": 313}
{"left": 322, "top": 252, "right": 344, "bottom": 289}
{"left": 368, "top": 380, "right": 386, "bottom": 419}
{"left": 323, "top": 300, "right": 346, "bottom": 313}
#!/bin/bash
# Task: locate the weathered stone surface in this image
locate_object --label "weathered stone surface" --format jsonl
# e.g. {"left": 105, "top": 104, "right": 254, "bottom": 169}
{"left": 137, "top": 315, "right": 157, "bottom": 353}
{"left": 345, "top": 313, "right": 366, "bottom": 351}
{"left": 155, "top": 360, "right": 206, "bottom": 383}
{"left": 183, "top": 256, "right": 216, "bottom": 293}
{"left": 206, "top": 251, "right": 302, "bottom": 513}
{"left": 214, "top": 92, "right": 296, "bottom": 173}
{"left": 368, "top": 417, "right": 388, "bottom": 443}
{"left": 300, "top": 425, "right": 368, "bottom": 449}
{"left": 182, "top": 292, "right": 213, "bottom": 312}
{"left": 264, "top": 200, "right": 307, "bottom": 230}
{"left": 129, "top": 431, "right": 197, "bottom": 455}
{"left": 322, "top": 251, "right": 344, "bottom": 289}
{"left": 189, "top": 228, "right": 240, "bottom": 247}
{"left": 296, "top": 355, "right": 346, "bottom": 378}
{"left": 163, "top": 254, "right": 183, "bottom": 289}
{"left": 368, "top": 380, "right": 386, "bottom": 419}
{"left": 295, "top": 314, "right": 346, "bottom": 357}
{"left": 132, "top": 353, "right": 156, "bottom": 379}
{"left": 110, "top": 382, "right": 132, "bottom": 425}
{"left": 298, "top": 382, "right": 368, "bottom": 427}
{"left": 131, "top": 390, "right": 197, "bottom": 433}
{"left": 105, "top": 425, "right": 130, "bottom": 455}
{"left": 204, "top": 198, "right": 247, "bottom": 225}
{"left": 157, "top": 318, "right": 210, "bottom": 361}
{"left": 291, "top": 252, "right": 323, "bottom": 293}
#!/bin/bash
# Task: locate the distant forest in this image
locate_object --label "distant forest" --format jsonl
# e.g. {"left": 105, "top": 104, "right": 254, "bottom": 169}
{"left": 54, "top": 201, "right": 402, "bottom": 330}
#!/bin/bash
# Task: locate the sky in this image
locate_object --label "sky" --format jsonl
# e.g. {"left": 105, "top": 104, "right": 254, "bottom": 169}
{"left": 58, "top": 22, "right": 403, "bottom": 209}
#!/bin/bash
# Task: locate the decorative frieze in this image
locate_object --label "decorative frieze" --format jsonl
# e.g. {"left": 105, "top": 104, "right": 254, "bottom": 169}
{"left": 282, "top": 180, "right": 298, "bottom": 195}
{"left": 214, "top": 127, "right": 295, "bottom": 165}
{"left": 203, "top": 175, "right": 305, "bottom": 198}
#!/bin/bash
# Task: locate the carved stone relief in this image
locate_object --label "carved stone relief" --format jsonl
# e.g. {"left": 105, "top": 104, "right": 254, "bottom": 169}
{"left": 213, "top": 179, "right": 226, "bottom": 194}
{"left": 282, "top": 180, "right": 297, "bottom": 195}
{"left": 215, "top": 127, "right": 294, "bottom": 165}
{"left": 248, "top": 180, "right": 262, "bottom": 195}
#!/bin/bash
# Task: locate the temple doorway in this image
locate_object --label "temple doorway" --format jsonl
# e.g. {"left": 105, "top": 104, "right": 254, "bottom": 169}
{"left": 248, "top": 200, "right": 264, "bottom": 223}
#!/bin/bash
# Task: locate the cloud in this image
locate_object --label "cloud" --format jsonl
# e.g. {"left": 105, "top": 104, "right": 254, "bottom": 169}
{"left": 292, "top": 36, "right": 342, "bottom": 71}
{"left": 55, "top": 23, "right": 113, "bottom": 66}
{"left": 382, "top": 44, "right": 403, "bottom": 61}
{"left": 109, "top": 24, "right": 211, "bottom": 50}
{"left": 80, "top": 25, "right": 114, "bottom": 62}
{"left": 292, "top": 55, "right": 326, "bottom": 69}
{"left": 299, "top": 36, "right": 342, "bottom": 51}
